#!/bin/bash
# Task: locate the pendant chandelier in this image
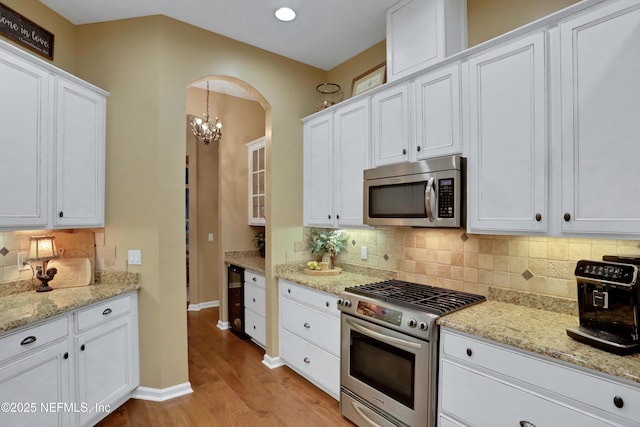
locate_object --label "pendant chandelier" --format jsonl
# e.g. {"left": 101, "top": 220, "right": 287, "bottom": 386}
{"left": 191, "top": 80, "right": 222, "bottom": 145}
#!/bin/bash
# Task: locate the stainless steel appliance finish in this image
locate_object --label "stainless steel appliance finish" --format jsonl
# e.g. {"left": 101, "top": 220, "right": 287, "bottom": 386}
{"left": 338, "top": 280, "right": 485, "bottom": 427}
{"left": 566, "top": 256, "right": 640, "bottom": 354}
{"left": 363, "top": 155, "right": 465, "bottom": 228}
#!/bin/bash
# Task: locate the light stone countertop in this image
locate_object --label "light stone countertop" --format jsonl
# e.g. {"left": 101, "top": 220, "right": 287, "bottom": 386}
{"left": 224, "top": 251, "right": 266, "bottom": 274}
{"left": 438, "top": 296, "right": 640, "bottom": 385}
{"left": 0, "top": 272, "right": 140, "bottom": 333}
{"left": 275, "top": 262, "right": 396, "bottom": 295}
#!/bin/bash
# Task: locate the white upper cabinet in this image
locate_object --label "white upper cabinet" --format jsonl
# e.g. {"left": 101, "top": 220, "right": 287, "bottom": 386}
{"left": 414, "top": 63, "right": 462, "bottom": 159}
{"left": 246, "top": 137, "right": 266, "bottom": 226}
{"left": 559, "top": 0, "right": 640, "bottom": 235}
{"left": 54, "top": 78, "right": 106, "bottom": 228}
{"left": 0, "top": 40, "right": 107, "bottom": 230}
{"left": 0, "top": 49, "right": 50, "bottom": 228}
{"left": 467, "top": 31, "right": 548, "bottom": 234}
{"left": 371, "top": 82, "right": 411, "bottom": 167}
{"left": 303, "top": 112, "right": 334, "bottom": 227}
{"left": 303, "top": 98, "right": 371, "bottom": 228}
{"left": 386, "top": 0, "right": 467, "bottom": 82}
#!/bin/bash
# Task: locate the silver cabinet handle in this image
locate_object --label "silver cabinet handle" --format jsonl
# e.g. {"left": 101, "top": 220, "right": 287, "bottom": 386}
{"left": 424, "top": 177, "right": 435, "bottom": 222}
{"left": 520, "top": 422, "right": 536, "bottom": 427}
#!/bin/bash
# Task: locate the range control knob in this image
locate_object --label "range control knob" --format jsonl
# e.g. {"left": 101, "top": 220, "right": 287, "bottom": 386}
{"left": 408, "top": 319, "right": 418, "bottom": 328}
{"left": 343, "top": 300, "right": 352, "bottom": 308}
{"left": 418, "top": 322, "right": 428, "bottom": 331}
{"left": 337, "top": 298, "right": 343, "bottom": 306}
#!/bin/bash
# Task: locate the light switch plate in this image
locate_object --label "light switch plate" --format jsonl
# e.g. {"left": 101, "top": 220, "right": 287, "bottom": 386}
{"left": 18, "top": 252, "right": 29, "bottom": 270}
{"left": 128, "top": 250, "right": 142, "bottom": 265}
{"left": 360, "top": 246, "right": 368, "bottom": 260}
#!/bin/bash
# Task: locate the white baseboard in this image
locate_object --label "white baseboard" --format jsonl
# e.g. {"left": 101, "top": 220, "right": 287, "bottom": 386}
{"left": 262, "top": 354, "right": 284, "bottom": 369}
{"left": 217, "top": 320, "right": 229, "bottom": 330}
{"left": 131, "top": 382, "right": 194, "bottom": 402}
{"left": 187, "top": 300, "right": 219, "bottom": 311}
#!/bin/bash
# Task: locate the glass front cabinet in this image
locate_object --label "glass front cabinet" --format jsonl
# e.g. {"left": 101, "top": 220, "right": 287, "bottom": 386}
{"left": 247, "top": 137, "right": 266, "bottom": 225}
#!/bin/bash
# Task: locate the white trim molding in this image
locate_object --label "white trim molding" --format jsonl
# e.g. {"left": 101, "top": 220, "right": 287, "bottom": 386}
{"left": 187, "top": 300, "right": 219, "bottom": 311}
{"left": 262, "top": 354, "right": 284, "bottom": 369}
{"left": 217, "top": 320, "right": 230, "bottom": 330}
{"left": 131, "top": 382, "right": 194, "bottom": 402}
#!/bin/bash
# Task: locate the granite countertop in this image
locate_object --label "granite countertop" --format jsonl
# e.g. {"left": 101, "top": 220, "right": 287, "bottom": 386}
{"left": 438, "top": 289, "right": 640, "bottom": 385}
{"left": 0, "top": 272, "right": 140, "bottom": 334}
{"left": 275, "top": 262, "right": 396, "bottom": 295}
{"left": 224, "top": 251, "right": 266, "bottom": 274}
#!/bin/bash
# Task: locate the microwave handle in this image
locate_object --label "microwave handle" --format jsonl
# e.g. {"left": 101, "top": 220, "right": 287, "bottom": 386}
{"left": 425, "top": 177, "right": 435, "bottom": 222}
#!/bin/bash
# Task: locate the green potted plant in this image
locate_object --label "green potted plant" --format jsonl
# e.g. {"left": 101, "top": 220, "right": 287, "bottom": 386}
{"left": 253, "top": 231, "right": 265, "bottom": 257}
{"left": 307, "top": 228, "right": 348, "bottom": 269}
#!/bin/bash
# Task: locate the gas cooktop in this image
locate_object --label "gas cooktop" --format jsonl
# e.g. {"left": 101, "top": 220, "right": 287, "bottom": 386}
{"left": 344, "top": 280, "right": 486, "bottom": 316}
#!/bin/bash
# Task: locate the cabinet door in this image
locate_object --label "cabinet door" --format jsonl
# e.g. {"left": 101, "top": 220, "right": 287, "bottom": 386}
{"left": 303, "top": 112, "right": 334, "bottom": 227}
{"left": 334, "top": 98, "right": 370, "bottom": 227}
{"left": 76, "top": 315, "right": 137, "bottom": 426}
{"left": 247, "top": 137, "right": 266, "bottom": 226}
{"left": 0, "top": 50, "right": 50, "bottom": 228}
{"left": 560, "top": 0, "right": 640, "bottom": 234}
{"left": 0, "top": 341, "right": 71, "bottom": 427}
{"left": 54, "top": 77, "right": 106, "bottom": 228}
{"left": 467, "top": 32, "right": 547, "bottom": 233}
{"left": 372, "top": 83, "right": 411, "bottom": 167}
{"left": 414, "top": 63, "right": 462, "bottom": 159}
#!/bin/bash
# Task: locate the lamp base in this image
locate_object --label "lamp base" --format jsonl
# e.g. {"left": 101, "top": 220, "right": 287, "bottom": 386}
{"left": 36, "top": 282, "right": 53, "bottom": 292}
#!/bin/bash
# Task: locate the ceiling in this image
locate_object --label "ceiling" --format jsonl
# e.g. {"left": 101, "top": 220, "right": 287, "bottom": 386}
{"left": 39, "top": 0, "right": 398, "bottom": 71}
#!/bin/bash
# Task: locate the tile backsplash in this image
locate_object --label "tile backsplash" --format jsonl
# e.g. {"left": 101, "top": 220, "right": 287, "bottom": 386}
{"left": 0, "top": 230, "right": 123, "bottom": 284}
{"left": 289, "top": 228, "right": 640, "bottom": 299}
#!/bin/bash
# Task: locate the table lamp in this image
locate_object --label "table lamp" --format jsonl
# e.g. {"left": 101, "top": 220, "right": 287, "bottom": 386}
{"left": 27, "top": 235, "right": 58, "bottom": 292}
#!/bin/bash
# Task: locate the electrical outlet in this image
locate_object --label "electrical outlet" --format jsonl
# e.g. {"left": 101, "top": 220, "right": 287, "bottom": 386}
{"left": 17, "top": 252, "right": 29, "bottom": 270}
{"left": 360, "top": 246, "right": 368, "bottom": 260}
{"left": 128, "top": 250, "right": 142, "bottom": 265}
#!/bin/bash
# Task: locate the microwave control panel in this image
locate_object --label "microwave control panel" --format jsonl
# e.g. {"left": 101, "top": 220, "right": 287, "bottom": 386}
{"left": 438, "top": 178, "right": 455, "bottom": 218}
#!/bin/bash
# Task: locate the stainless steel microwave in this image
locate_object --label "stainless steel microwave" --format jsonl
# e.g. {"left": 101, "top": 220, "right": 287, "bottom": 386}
{"left": 363, "top": 155, "right": 465, "bottom": 228}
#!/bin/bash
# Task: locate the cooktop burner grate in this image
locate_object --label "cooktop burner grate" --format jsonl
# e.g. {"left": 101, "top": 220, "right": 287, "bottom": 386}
{"left": 345, "top": 280, "right": 486, "bottom": 316}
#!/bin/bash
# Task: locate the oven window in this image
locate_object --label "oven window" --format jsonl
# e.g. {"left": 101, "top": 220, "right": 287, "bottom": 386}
{"left": 369, "top": 182, "right": 427, "bottom": 218}
{"left": 350, "top": 330, "right": 415, "bottom": 409}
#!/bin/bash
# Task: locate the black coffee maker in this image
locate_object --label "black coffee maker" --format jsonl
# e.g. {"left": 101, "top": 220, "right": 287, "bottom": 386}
{"left": 566, "top": 256, "right": 640, "bottom": 354}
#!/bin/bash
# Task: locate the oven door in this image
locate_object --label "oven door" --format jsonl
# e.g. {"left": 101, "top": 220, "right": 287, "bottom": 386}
{"left": 340, "top": 314, "right": 436, "bottom": 427}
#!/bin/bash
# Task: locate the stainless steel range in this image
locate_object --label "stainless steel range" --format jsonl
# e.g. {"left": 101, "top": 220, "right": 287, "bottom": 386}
{"left": 337, "top": 280, "right": 485, "bottom": 427}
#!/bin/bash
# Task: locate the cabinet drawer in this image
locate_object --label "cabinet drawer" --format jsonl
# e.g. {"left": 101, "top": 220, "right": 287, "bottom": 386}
{"left": 76, "top": 294, "right": 132, "bottom": 332}
{"left": 244, "top": 282, "right": 266, "bottom": 317}
{"left": 442, "top": 330, "right": 640, "bottom": 423}
{"left": 244, "top": 309, "right": 266, "bottom": 347}
{"left": 440, "top": 360, "right": 608, "bottom": 427}
{"left": 280, "top": 297, "right": 340, "bottom": 356}
{"left": 0, "top": 316, "right": 69, "bottom": 363}
{"left": 279, "top": 280, "right": 339, "bottom": 317}
{"left": 245, "top": 271, "right": 265, "bottom": 288}
{"left": 280, "top": 329, "right": 339, "bottom": 398}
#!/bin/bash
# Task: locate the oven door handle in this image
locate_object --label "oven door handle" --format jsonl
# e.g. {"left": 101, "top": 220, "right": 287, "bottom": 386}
{"left": 351, "top": 400, "right": 384, "bottom": 427}
{"left": 346, "top": 318, "right": 423, "bottom": 351}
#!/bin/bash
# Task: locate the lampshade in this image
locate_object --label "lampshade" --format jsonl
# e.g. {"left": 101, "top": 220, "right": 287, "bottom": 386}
{"left": 27, "top": 235, "right": 58, "bottom": 261}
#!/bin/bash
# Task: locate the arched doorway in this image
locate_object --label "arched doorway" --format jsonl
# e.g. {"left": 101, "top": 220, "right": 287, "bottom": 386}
{"left": 185, "top": 76, "right": 270, "bottom": 325}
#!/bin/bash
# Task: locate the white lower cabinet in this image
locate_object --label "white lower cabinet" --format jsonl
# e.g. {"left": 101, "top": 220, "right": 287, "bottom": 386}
{"left": 0, "top": 292, "right": 139, "bottom": 427}
{"left": 244, "top": 270, "right": 266, "bottom": 347}
{"left": 278, "top": 279, "right": 340, "bottom": 399}
{"left": 439, "top": 328, "right": 640, "bottom": 427}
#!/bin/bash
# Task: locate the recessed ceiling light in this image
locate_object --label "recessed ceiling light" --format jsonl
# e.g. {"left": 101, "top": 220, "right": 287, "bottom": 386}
{"left": 275, "top": 7, "right": 296, "bottom": 22}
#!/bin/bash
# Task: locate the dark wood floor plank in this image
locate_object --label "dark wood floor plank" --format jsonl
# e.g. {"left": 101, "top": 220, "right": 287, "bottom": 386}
{"left": 97, "top": 308, "right": 354, "bottom": 427}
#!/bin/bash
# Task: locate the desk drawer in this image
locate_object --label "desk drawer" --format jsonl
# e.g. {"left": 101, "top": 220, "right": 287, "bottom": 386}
{"left": 76, "top": 294, "right": 132, "bottom": 332}
{"left": 0, "top": 316, "right": 69, "bottom": 363}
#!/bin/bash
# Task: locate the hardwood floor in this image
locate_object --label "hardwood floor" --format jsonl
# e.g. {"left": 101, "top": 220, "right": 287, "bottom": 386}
{"left": 97, "top": 307, "right": 354, "bottom": 426}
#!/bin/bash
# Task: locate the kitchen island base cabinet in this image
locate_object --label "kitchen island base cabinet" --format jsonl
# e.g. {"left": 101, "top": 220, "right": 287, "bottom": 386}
{"left": 439, "top": 328, "right": 640, "bottom": 427}
{"left": 278, "top": 279, "right": 340, "bottom": 400}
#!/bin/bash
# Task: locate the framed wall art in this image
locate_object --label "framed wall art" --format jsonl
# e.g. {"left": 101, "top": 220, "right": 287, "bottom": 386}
{"left": 351, "top": 62, "right": 386, "bottom": 97}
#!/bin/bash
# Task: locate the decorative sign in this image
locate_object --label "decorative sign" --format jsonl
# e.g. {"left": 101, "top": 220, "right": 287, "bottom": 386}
{"left": 0, "top": 3, "right": 54, "bottom": 59}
